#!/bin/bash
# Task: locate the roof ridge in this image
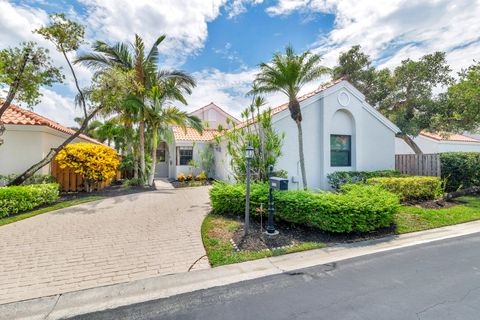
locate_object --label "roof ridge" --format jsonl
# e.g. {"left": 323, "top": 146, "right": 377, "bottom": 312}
{"left": 1, "top": 103, "right": 102, "bottom": 145}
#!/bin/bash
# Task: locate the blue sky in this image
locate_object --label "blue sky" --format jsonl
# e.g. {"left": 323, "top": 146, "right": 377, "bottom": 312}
{"left": 1, "top": 0, "right": 479, "bottom": 126}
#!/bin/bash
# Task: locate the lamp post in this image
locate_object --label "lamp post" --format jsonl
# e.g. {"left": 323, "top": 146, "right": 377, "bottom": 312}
{"left": 244, "top": 143, "right": 254, "bottom": 236}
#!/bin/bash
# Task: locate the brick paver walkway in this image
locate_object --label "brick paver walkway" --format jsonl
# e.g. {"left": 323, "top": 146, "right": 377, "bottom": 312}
{"left": 0, "top": 184, "right": 211, "bottom": 304}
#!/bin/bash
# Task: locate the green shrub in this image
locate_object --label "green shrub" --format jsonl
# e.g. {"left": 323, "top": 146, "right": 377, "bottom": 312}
{"left": 440, "top": 152, "right": 480, "bottom": 192}
{"left": 367, "top": 176, "right": 444, "bottom": 202}
{"left": 0, "top": 183, "right": 60, "bottom": 218}
{"left": 209, "top": 182, "right": 399, "bottom": 233}
{"left": 0, "top": 174, "right": 56, "bottom": 186}
{"left": 327, "top": 170, "right": 403, "bottom": 191}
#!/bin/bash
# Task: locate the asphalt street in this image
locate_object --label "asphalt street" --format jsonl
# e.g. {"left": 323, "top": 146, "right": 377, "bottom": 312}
{"left": 72, "top": 233, "right": 480, "bottom": 320}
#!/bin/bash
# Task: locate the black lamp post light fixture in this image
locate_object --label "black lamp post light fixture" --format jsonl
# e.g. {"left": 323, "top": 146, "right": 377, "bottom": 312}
{"left": 244, "top": 143, "right": 254, "bottom": 236}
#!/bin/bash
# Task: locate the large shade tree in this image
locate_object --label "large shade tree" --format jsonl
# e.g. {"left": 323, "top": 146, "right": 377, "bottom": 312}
{"left": 333, "top": 46, "right": 457, "bottom": 154}
{"left": 252, "top": 45, "right": 329, "bottom": 189}
{"left": 0, "top": 42, "right": 63, "bottom": 145}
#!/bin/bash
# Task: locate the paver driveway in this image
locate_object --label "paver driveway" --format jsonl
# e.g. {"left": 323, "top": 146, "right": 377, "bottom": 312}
{"left": 0, "top": 183, "right": 211, "bottom": 304}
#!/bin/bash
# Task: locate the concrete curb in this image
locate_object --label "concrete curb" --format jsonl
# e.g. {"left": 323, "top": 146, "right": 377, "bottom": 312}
{"left": 3, "top": 219, "right": 480, "bottom": 320}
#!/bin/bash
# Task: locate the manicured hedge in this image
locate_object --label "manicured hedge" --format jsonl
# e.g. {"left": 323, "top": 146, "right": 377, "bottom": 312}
{"left": 0, "top": 174, "right": 56, "bottom": 186}
{"left": 367, "top": 176, "right": 443, "bottom": 202}
{"left": 439, "top": 152, "right": 480, "bottom": 192}
{"left": 327, "top": 170, "right": 403, "bottom": 191}
{"left": 209, "top": 182, "right": 399, "bottom": 233}
{"left": 0, "top": 183, "right": 60, "bottom": 218}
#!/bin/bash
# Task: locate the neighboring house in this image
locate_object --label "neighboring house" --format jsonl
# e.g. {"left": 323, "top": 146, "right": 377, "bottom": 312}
{"left": 395, "top": 131, "right": 480, "bottom": 154}
{"left": 189, "top": 102, "right": 240, "bottom": 129}
{"left": 159, "top": 80, "right": 401, "bottom": 191}
{"left": 0, "top": 105, "right": 101, "bottom": 176}
{"left": 154, "top": 104, "right": 240, "bottom": 179}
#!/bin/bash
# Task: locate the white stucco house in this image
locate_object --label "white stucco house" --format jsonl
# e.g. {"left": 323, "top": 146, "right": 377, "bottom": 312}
{"left": 159, "top": 80, "right": 402, "bottom": 191}
{"left": 0, "top": 104, "right": 102, "bottom": 176}
{"left": 154, "top": 102, "right": 240, "bottom": 179}
{"left": 395, "top": 131, "right": 480, "bottom": 154}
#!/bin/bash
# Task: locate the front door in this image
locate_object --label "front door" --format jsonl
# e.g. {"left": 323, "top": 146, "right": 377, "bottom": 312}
{"left": 155, "top": 142, "right": 169, "bottom": 178}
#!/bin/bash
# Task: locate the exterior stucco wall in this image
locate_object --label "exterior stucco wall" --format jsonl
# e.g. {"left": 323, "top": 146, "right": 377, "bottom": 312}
{"left": 0, "top": 125, "right": 93, "bottom": 176}
{"left": 272, "top": 83, "right": 397, "bottom": 191}
{"left": 190, "top": 104, "right": 235, "bottom": 129}
{"left": 170, "top": 141, "right": 210, "bottom": 179}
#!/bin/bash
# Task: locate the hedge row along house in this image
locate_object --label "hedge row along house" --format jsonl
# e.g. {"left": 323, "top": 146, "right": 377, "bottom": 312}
{"left": 0, "top": 105, "right": 102, "bottom": 176}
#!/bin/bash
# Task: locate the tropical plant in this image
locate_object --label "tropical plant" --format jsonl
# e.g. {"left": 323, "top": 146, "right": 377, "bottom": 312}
{"left": 127, "top": 80, "right": 202, "bottom": 186}
{"left": 251, "top": 45, "right": 329, "bottom": 189}
{"left": 75, "top": 34, "right": 168, "bottom": 182}
{"left": 55, "top": 143, "right": 120, "bottom": 192}
{"left": 218, "top": 94, "right": 284, "bottom": 183}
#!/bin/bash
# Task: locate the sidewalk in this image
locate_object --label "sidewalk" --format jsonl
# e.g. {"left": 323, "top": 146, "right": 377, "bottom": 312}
{"left": 3, "top": 219, "right": 480, "bottom": 320}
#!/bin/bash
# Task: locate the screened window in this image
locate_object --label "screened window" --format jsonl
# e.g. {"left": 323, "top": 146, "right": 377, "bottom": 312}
{"left": 177, "top": 147, "right": 193, "bottom": 165}
{"left": 330, "top": 135, "right": 351, "bottom": 167}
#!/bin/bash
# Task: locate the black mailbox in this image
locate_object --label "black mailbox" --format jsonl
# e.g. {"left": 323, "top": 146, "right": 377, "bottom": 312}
{"left": 269, "top": 177, "right": 288, "bottom": 191}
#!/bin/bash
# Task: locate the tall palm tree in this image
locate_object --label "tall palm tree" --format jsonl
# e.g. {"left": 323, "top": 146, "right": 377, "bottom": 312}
{"left": 129, "top": 79, "right": 202, "bottom": 186}
{"left": 251, "top": 45, "right": 329, "bottom": 190}
{"left": 75, "top": 34, "right": 165, "bottom": 182}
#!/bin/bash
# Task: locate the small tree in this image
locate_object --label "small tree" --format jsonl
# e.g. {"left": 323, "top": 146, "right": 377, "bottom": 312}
{"left": 0, "top": 42, "right": 63, "bottom": 145}
{"left": 219, "top": 95, "right": 284, "bottom": 182}
{"left": 55, "top": 143, "right": 120, "bottom": 192}
{"left": 198, "top": 143, "right": 215, "bottom": 178}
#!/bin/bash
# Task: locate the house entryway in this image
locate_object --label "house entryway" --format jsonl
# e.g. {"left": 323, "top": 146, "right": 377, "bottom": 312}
{"left": 155, "top": 142, "right": 169, "bottom": 178}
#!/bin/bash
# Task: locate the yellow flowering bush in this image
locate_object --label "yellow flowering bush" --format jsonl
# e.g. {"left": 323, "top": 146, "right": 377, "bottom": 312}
{"left": 55, "top": 143, "right": 120, "bottom": 192}
{"left": 177, "top": 173, "right": 186, "bottom": 182}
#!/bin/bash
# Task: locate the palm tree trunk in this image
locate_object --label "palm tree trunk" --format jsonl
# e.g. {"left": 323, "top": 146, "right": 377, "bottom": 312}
{"left": 296, "top": 120, "right": 308, "bottom": 190}
{"left": 133, "top": 145, "right": 139, "bottom": 179}
{"left": 139, "top": 120, "right": 146, "bottom": 182}
{"left": 148, "top": 129, "right": 158, "bottom": 186}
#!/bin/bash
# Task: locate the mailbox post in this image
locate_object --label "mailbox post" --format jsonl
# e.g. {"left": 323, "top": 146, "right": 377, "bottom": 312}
{"left": 266, "top": 165, "right": 288, "bottom": 235}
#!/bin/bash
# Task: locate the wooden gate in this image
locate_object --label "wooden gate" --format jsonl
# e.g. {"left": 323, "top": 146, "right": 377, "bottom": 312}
{"left": 395, "top": 154, "right": 441, "bottom": 177}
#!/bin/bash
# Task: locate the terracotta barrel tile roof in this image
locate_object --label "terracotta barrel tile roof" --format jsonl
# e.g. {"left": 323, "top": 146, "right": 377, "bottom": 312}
{"left": 172, "top": 126, "right": 219, "bottom": 141}
{"left": 420, "top": 131, "right": 480, "bottom": 143}
{"left": 1, "top": 104, "right": 101, "bottom": 144}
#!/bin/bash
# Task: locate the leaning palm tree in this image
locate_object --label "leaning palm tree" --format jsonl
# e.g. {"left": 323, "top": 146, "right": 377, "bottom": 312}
{"left": 251, "top": 45, "right": 330, "bottom": 190}
{"left": 75, "top": 34, "right": 165, "bottom": 182}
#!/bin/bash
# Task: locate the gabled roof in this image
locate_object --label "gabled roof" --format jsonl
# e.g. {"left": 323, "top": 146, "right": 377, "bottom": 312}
{"left": 172, "top": 126, "right": 219, "bottom": 141}
{"left": 420, "top": 131, "right": 480, "bottom": 143}
{"left": 1, "top": 104, "right": 102, "bottom": 144}
{"left": 189, "top": 102, "right": 241, "bottom": 124}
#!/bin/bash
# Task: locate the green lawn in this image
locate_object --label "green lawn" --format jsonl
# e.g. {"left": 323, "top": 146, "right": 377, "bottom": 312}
{"left": 0, "top": 196, "right": 105, "bottom": 227}
{"left": 201, "top": 214, "right": 324, "bottom": 267}
{"left": 396, "top": 196, "right": 480, "bottom": 234}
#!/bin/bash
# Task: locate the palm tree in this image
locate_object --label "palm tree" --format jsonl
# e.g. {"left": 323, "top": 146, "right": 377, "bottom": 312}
{"left": 75, "top": 34, "right": 165, "bottom": 182}
{"left": 251, "top": 45, "right": 329, "bottom": 190}
{"left": 129, "top": 79, "right": 202, "bottom": 186}
{"left": 70, "top": 117, "right": 102, "bottom": 138}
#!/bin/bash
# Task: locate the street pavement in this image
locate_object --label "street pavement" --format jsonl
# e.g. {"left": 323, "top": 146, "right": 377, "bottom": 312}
{"left": 72, "top": 232, "right": 480, "bottom": 320}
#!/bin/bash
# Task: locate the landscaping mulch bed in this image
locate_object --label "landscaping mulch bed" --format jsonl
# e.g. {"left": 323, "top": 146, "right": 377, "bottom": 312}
{"left": 405, "top": 199, "right": 461, "bottom": 209}
{"left": 170, "top": 179, "right": 213, "bottom": 188}
{"left": 60, "top": 181, "right": 155, "bottom": 201}
{"left": 228, "top": 214, "right": 395, "bottom": 252}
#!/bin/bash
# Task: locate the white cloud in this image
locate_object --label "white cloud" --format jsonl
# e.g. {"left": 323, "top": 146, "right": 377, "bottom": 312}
{"left": 225, "top": 0, "right": 264, "bottom": 18}
{"left": 33, "top": 88, "right": 83, "bottom": 127}
{"left": 267, "top": 0, "right": 480, "bottom": 73}
{"left": 80, "top": 0, "right": 227, "bottom": 66}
